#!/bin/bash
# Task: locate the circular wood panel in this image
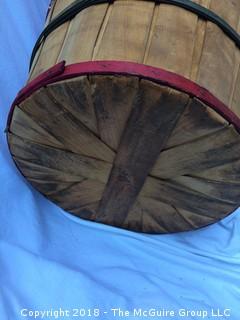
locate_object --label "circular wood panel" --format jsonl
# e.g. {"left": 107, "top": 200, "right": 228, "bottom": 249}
{"left": 8, "top": 75, "right": 240, "bottom": 233}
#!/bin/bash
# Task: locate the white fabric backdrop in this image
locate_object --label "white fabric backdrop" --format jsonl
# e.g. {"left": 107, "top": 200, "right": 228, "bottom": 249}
{"left": 0, "top": 1, "right": 240, "bottom": 319}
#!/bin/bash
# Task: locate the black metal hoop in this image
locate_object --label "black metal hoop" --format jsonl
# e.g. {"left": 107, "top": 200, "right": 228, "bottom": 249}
{"left": 29, "top": 0, "right": 240, "bottom": 70}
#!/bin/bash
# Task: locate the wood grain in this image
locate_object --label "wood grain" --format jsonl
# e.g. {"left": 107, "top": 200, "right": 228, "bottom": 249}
{"left": 165, "top": 98, "right": 228, "bottom": 149}
{"left": 10, "top": 106, "right": 64, "bottom": 148}
{"left": 90, "top": 75, "right": 138, "bottom": 150}
{"left": 95, "top": 80, "right": 189, "bottom": 226}
{"left": 10, "top": 74, "right": 240, "bottom": 232}
{"left": 29, "top": 0, "right": 240, "bottom": 118}
{"left": 47, "top": 76, "right": 98, "bottom": 135}
{"left": 152, "top": 125, "right": 240, "bottom": 179}
{"left": 57, "top": 4, "right": 109, "bottom": 63}
{"left": 19, "top": 88, "right": 115, "bottom": 162}
{"left": 138, "top": 197, "right": 215, "bottom": 233}
{"left": 9, "top": 133, "right": 111, "bottom": 184}
{"left": 145, "top": 4, "right": 199, "bottom": 78}
{"left": 141, "top": 176, "right": 235, "bottom": 217}
{"left": 93, "top": 0, "right": 155, "bottom": 62}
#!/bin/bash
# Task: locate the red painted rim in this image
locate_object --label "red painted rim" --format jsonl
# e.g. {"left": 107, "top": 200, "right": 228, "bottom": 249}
{"left": 7, "top": 60, "right": 240, "bottom": 133}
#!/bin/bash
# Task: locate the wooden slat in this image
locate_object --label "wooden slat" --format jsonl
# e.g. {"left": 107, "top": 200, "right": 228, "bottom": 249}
{"left": 209, "top": 0, "right": 240, "bottom": 28}
{"left": 196, "top": 0, "right": 240, "bottom": 105}
{"left": 27, "top": 179, "right": 82, "bottom": 196}
{"left": 130, "top": 195, "right": 215, "bottom": 233}
{"left": 51, "top": 0, "right": 75, "bottom": 19}
{"left": 139, "top": 198, "right": 188, "bottom": 233}
{"left": 121, "top": 201, "right": 144, "bottom": 233}
{"left": 30, "top": 24, "right": 70, "bottom": 80}
{"left": 189, "top": 0, "right": 210, "bottom": 81}
{"left": 30, "top": 0, "right": 240, "bottom": 113}
{"left": 189, "top": 18, "right": 207, "bottom": 82}
{"left": 173, "top": 175, "right": 240, "bottom": 203}
{"left": 152, "top": 125, "right": 240, "bottom": 179}
{"left": 141, "top": 176, "right": 235, "bottom": 217}
{"left": 229, "top": 19, "right": 240, "bottom": 118}
{"left": 165, "top": 98, "right": 228, "bottom": 149}
{"left": 69, "top": 202, "right": 99, "bottom": 218}
{"left": 50, "top": 179, "right": 105, "bottom": 216}
{"left": 94, "top": 0, "right": 155, "bottom": 62}
{"left": 196, "top": 24, "right": 236, "bottom": 105}
{"left": 145, "top": 4, "right": 199, "bottom": 77}
{"left": 90, "top": 75, "right": 138, "bottom": 150}
{"left": 19, "top": 88, "right": 115, "bottom": 162}
{"left": 95, "top": 81, "right": 189, "bottom": 226}
{"left": 9, "top": 134, "right": 111, "bottom": 184}
{"left": 13, "top": 157, "right": 83, "bottom": 182}
{"left": 57, "top": 4, "right": 109, "bottom": 63}
{"left": 29, "top": 0, "right": 58, "bottom": 77}
{"left": 192, "top": 158, "right": 240, "bottom": 183}
{"left": 47, "top": 76, "right": 98, "bottom": 135}
{"left": 138, "top": 197, "right": 214, "bottom": 233}
{"left": 10, "top": 106, "right": 64, "bottom": 148}
{"left": 198, "top": 0, "right": 211, "bottom": 8}
{"left": 29, "top": 0, "right": 74, "bottom": 78}
{"left": 230, "top": 64, "right": 240, "bottom": 118}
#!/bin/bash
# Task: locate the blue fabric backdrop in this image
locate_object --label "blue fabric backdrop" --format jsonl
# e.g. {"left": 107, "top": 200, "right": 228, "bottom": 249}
{"left": 0, "top": 1, "right": 240, "bottom": 319}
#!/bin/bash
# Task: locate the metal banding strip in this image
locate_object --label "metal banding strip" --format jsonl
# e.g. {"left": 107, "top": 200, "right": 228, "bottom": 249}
{"left": 7, "top": 60, "right": 240, "bottom": 134}
{"left": 29, "top": 0, "right": 240, "bottom": 70}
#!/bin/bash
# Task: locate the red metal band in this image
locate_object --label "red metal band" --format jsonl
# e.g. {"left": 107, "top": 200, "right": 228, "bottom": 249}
{"left": 7, "top": 60, "right": 240, "bottom": 133}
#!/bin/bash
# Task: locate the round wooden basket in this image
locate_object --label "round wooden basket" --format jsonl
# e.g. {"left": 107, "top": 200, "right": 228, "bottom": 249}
{"left": 7, "top": 0, "right": 240, "bottom": 233}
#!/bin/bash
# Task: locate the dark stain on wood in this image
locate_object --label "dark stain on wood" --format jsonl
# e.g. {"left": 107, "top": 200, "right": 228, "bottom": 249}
{"left": 7, "top": 75, "right": 240, "bottom": 233}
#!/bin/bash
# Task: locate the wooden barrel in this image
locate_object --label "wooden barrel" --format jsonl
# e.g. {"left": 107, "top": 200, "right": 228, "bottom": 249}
{"left": 7, "top": 0, "right": 240, "bottom": 233}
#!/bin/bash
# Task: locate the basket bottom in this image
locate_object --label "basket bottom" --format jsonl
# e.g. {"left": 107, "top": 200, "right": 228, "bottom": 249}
{"left": 8, "top": 74, "right": 240, "bottom": 233}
